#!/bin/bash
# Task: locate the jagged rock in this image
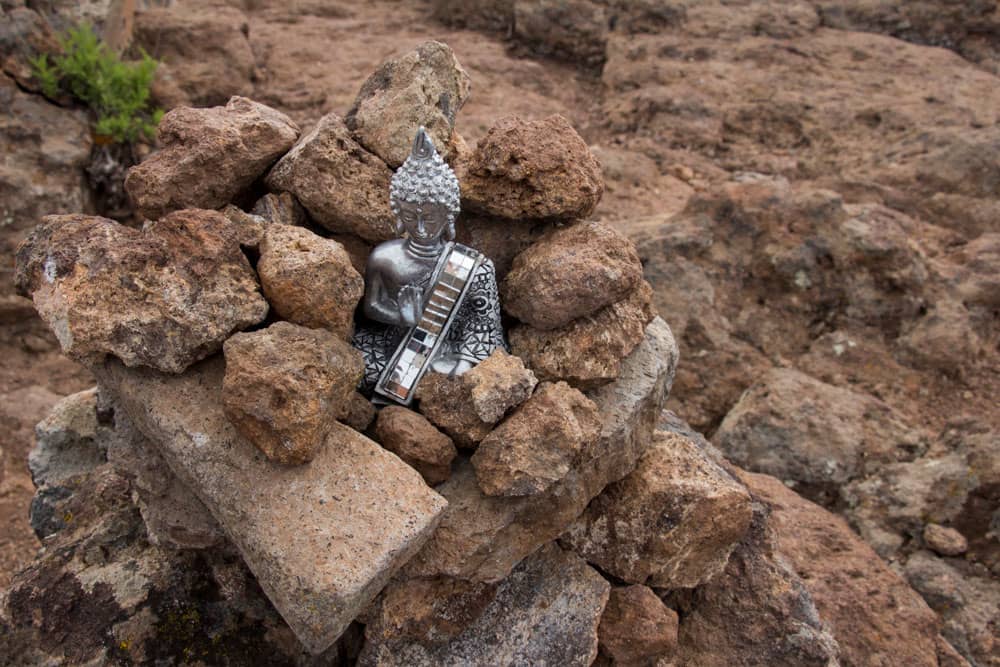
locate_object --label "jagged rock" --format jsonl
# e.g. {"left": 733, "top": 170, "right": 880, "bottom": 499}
{"left": 471, "top": 382, "right": 601, "bottom": 497}
{"left": 513, "top": 0, "right": 608, "bottom": 68}
{"left": 510, "top": 281, "right": 656, "bottom": 389}
{"left": 923, "top": 524, "right": 968, "bottom": 557}
{"left": 29, "top": 388, "right": 103, "bottom": 488}
{"left": 96, "top": 357, "right": 447, "bottom": 654}
{"left": 360, "top": 543, "right": 609, "bottom": 666}
{"left": 455, "top": 215, "right": 548, "bottom": 281}
{"left": 345, "top": 391, "right": 376, "bottom": 432}
{"left": 375, "top": 406, "right": 457, "bottom": 486}
{"left": 456, "top": 115, "right": 603, "bottom": 221}
{"left": 345, "top": 40, "right": 470, "bottom": 168}
{"left": 265, "top": 113, "right": 396, "bottom": 243}
{"left": 417, "top": 350, "right": 537, "bottom": 447}
{"left": 132, "top": 5, "right": 255, "bottom": 107}
{"left": 896, "top": 299, "right": 983, "bottom": 373}
{"left": 597, "top": 585, "right": 679, "bottom": 666}
{"left": 222, "top": 322, "right": 364, "bottom": 465}
{"left": 562, "top": 430, "right": 752, "bottom": 588}
{"left": 125, "top": 98, "right": 298, "bottom": 220}
{"left": 502, "top": 221, "right": 642, "bottom": 330}
{"left": 252, "top": 192, "right": 308, "bottom": 227}
{"left": 220, "top": 204, "right": 268, "bottom": 247}
{"left": 714, "top": 367, "right": 925, "bottom": 506}
{"left": 0, "top": 6, "right": 60, "bottom": 91}
{"left": 257, "top": 224, "right": 364, "bottom": 339}
{"left": 15, "top": 210, "right": 268, "bottom": 373}
{"left": 406, "top": 318, "right": 677, "bottom": 583}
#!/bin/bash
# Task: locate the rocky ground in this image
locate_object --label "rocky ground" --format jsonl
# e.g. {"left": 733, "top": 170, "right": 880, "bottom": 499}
{"left": 0, "top": 0, "right": 998, "bottom": 665}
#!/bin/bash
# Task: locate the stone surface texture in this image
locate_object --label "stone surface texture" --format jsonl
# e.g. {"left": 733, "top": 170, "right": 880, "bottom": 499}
{"left": 471, "top": 381, "right": 601, "bottom": 497}
{"left": 96, "top": 357, "right": 447, "bottom": 654}
{"left": 257, "top": 224, "right": 364, "bottom": 339}
{"left": 345, "top": 40, "right": 471, "bottom": 167}
{"left": 125, "top": 97, "right": 299, "bottom": 220}
{"left": 510, "top": 280, "right": 656, "bottom": 389}
{"left": 359, "top": 543, "right": 609, "bottom": 666}
{"left": 502, "top": 220, "right": 643, "bottom": 330}
{"left": 598, "top": 585, "right": 679, "bottom": 666}
{"left": 375, "top": 406, "right": 457, "bottom": 486}
{"left": 265, "top": 113, "right": 396, "bottom": 243}
{"left": 222, "top": 322, "right": 364, "bottom": 465}
{"left": 29, "top": 388, "right": 103, "bottom": 489}
{"left": 563, "top": 430, "right": 753, "bottom": 588}
{"left": 15, "top": 210, "right": 268, "bottom": 373}
{"left": 922, "top": 524, "right": 968, "bottom": 557}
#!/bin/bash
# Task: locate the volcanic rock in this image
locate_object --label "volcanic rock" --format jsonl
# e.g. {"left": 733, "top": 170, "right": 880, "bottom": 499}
{"left": 345, "top": 391, "right": 377, "bottom": 432}
{"left": 455, "top": 215, "right": 548, "bottom": 281}
{"left": 456, "top": 115, "right": 603, "bottom": 221}
{"left": 257, "top": 224, "right": 364, "bottom": 339}
{"left": 222, "top": 322, "right": 364, "bottom": 465}
{"left": 125, "top": 97, "right": 299, "bottom": 220}
{"left": 598, "top": 585, "right": 679, "bottom": 666}
{"left": 265, "top": 112, "right": 396, "bottom": 243}
{"left": 345, "top": 40, "right": 470, "bottom": 168}
{"left": 375, "top": 406, "right": 457, "bottom": 486}
{"left": 502, "top": 220, "right": 643, "bottom": 330}
{"left": 471, "top": 382, "right": 601, "bottom": 497}
{"left": 29, "top": 388, "right": 104, "bottom": 489}
{"left": 251, "top": 192, "right": 308, "bottom": 227}
{"left": 563, "top": 430, "right": 752, "bottom": 588}
{"left": 360, "top": 543, "right": 609, "bottom": 666}
{"left": 513, "top": 0, "right": 608, "bottom": 68}
{"left": 96, "top": 357, "right": 448, "bottom": 654}
{"left": 0, "top": 6, "right": 60, "bottom": 91}
{"left": 896, "top": 299, "right": 983, "bottom": 373}
{"left": 417, "top": 350, "right": 537, "bottom": 447}
{"left": 14, "top": 210, "right": 268, "bottom": 373}
{"left": 406, "top": 318, "right": 677, "bottom": 583}
{"left": 510, "top": 280, "right": 656, "bottom": 389}
{"left": 922, "top": 524, "right": 968, "bottom": 557}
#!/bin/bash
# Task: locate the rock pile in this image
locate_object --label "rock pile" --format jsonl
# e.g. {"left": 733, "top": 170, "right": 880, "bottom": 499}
{"left": 0, "top": 40, "right": 966, "bottom": 666}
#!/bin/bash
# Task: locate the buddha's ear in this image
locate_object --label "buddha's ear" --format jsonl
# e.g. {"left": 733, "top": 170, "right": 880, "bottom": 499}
{"left": 446, "top": 220, "right": 456, "bottom": 241}
{"left": 395, "top": 218, "right": 405, "bottom": 236}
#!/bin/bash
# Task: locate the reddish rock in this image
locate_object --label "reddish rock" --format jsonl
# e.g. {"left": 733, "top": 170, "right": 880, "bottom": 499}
{"left": 922, "top": 524, "right": 968, "bottom": 557}
{"left": 375, "top": 406, "right": 457, "bottom": 486}
{"left": 125, "top": 97, "right": 299, "bottom": 220}
{"left": 456, "top": 115, "right": 603, "bottom": 221}
{"left": 598, "top": 585, "right": 679, "bottom": 666}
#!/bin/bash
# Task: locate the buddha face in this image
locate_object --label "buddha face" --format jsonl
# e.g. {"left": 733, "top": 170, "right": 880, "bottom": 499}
{"left": 397, "top": 200, "right": 451, "bottom": 243}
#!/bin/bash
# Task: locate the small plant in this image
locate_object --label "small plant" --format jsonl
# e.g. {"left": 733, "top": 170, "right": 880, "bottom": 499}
{"left": 31, "top": 23, "right": 163, "bottom": 145}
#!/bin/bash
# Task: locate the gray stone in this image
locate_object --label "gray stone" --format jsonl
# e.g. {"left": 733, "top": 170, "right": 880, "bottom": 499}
{"left": 29, "top": 388, "right": 104, "bottom": 489}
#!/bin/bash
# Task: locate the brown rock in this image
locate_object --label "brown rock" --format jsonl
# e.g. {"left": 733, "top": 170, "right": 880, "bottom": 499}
{"left": 896, "top": 298, "right": 983, "bottom": 373}
{"left": 375, "top": 406, "right": 457, "bottom": 486}
{"left": 222, "top": 321, "right": 363, "bottom": 465}
{"left": 454, "top": 215, "right": 549, "bottom": 281}
{"left": 510, "top": 280, "right": 656, "bottom": 389}
{"left": 457, "top": 115, "right": 603, "bottom": 221}
{"left": 251, "top": 191, "right": 308, "bottom": 227}
{"left": 257, "top": 224, "right": 364, "bottom": 339}
{"left": 0, "top": 6, "right": 60, "bottom": 91}
{"left": 96, "top": 357, "right": 448, "bottom": 655}
{"left": 513, "top": 0, "right": 608, "bottom": 68}
{"left": 502, "top": 221, "right": 643, "bottom": 330}
{"left": 598, "top": 585, "right": 679, "bottom": 666}
{"left": 265, "top": 112, "right": 396, "bottom": 243}
{"left": 345, "top": 391, "right": 376, "bottom": 432}
{"left": 416, "top": 349, "right": 538, "bottom": 447}
{"left": 125, "top": 97, "right": 299, "bottom": 220}
{"left": 15, "top": 210, "right": 268, "bottom": 373}
{"left": 360, "top": 543, "right": 609, "bottom": 666}
{"left": 562, "top": 430, "right": 752, "bottom": 588}
{"left": 471, "top": 381, "right": 601, "bottom": 497}
{"left": 345, "top": 40, "right": 471, "bottom": 168}
{"left": 922, "top": 523, "right": 968, "bottom": 557}
{"left": 219, "top": 204, "right": 267, "bottom": 247}
{"left": 406, "top": 318, "right": 678, "bottom": 583}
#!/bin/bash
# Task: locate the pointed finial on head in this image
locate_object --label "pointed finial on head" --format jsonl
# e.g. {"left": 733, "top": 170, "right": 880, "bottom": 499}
{"left": 411, "top": 126, "right": 435, "bottom": 161}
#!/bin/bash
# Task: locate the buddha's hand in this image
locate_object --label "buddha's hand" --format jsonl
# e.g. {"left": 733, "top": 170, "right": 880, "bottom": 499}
{"left": 397, "top": 284, "right": 424, "bottom": 327}
{"left": 431, "top": 355, "right": 474, "bottom": 377}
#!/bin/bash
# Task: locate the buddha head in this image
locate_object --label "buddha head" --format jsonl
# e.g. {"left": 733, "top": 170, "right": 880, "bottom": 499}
{"left": 389, "top": 127, "right": 461, "bottom": 243}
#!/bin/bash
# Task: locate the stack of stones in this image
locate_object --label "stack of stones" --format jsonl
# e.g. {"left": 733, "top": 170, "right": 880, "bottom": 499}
{"left": 5, "top": 42, "right": 760, "bottom": 665}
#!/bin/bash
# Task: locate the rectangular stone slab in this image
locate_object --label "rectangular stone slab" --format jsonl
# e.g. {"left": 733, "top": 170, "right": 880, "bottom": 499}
{"left": 96, "top": 357, "right": 448, "bottom": 654}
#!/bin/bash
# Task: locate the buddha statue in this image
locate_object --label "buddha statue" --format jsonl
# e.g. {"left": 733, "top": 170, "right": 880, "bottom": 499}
{"left": 352, "top": 128, "right": 506, "bottom": 405}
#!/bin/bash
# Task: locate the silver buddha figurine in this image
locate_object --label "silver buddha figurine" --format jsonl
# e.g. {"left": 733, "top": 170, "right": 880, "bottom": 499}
{"left": 352, "top": 128, "right": 506, "bottom": 405}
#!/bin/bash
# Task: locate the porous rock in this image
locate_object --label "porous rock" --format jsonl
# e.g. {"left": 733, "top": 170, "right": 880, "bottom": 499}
{"left": 456, "top": 114, "right": 603, "bottom": 220}
{"left": 29, "top": 388, "right": 104, "bottom": 489}
{"left": 510, "top": 280, "right": 656, "bottom": 389}
{"left": 14, "top": 210, "right": 268, "bottom": 373}
{"left": 257, "top": 224, "right": 364, "bottom": 339}
{"left": 417, "top": 349, "right": 537, "bottom": 447}
{"left": 471, "top": 381, "right": 601, "bottom": 497}
{"left": 360, "top": 543, "right": 609, "bottom": 666}
{"left": 96, "top": 357, "right": 448, "bottom": 655}
{"left": 562, "top": 430, "right": 752, "bottom": 588}
{"left": 598, "top": 585, "right": 679, "bottom": 666}
{"left": 406, "top": 318, "right": 677, "bottom": 583}
{"left": 502, "top": 220, "right": 643, "bottom": 330}
{"left": 252, "top": 191, "right": 308, "bottom": 227}
{"left": 923, "top": 524, "right": 968, "bottom": 557}
{"left": 266, "top": 112, "right": 396, "bottom": 243}
{"left": 125, "top": 97, "right": 299, "bottom": 220}
{"left": 222, "top": 321, "right": 364, "bottom": 465}
{"left": 345, "top": 40, "right": 471, "bottom": 168}
{"left": 375, "top": 406, "right": 457, "bottom": 486}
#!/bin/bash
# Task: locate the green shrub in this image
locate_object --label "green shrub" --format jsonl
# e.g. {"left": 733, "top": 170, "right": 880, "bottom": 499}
{"left": 31, "top": 24, "right": 163, "bottom": 145}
